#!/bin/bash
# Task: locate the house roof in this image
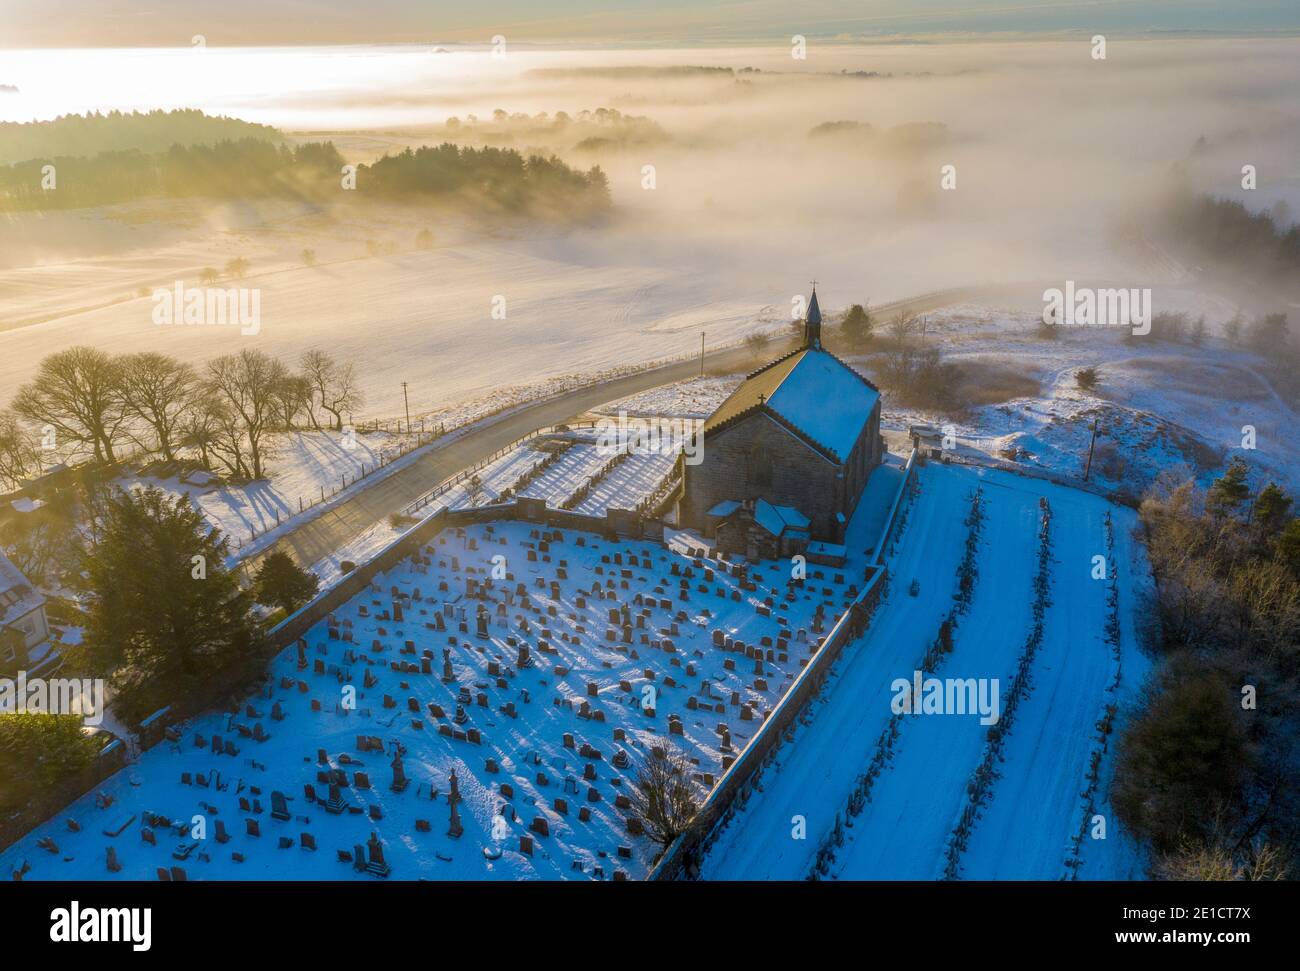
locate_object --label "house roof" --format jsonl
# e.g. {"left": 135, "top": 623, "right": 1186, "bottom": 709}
{"left": 0, "top": 551, "right": 45, "bottom": 628}
{"left": 703, "top": 347, "right": 879, "bottom": 462}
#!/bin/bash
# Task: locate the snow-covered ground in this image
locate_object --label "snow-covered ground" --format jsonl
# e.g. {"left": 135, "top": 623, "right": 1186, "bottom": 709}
{"left": 573, "top": 451, "right": 677, "bottom": 516}
{"left": 517, "top": 443, "right": 610, "bottom": 507}
{"left": 2, "top": 518, "right": 860, "bottom": 881}
{"left": 121, "top": 430, "right": 406, "bottom": 550}
{"left": 595, "top": 376, "right": 746, "bottom": 421}
{"left": 601, "top": 299, "right": 1300, "bottom": 500}
{"left": 699, "top": 462, "right": 1150, "bottom": 880}
{"left": 865, "top": 301, "right": 1300, "bottom": 498}
{"left": 0, "top": 202, "right": 787, "bottom": 425}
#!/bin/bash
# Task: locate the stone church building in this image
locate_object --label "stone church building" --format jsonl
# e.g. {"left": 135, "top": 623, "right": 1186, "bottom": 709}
{"left": 680, "top": 288, "right": 884, "bottom": 554}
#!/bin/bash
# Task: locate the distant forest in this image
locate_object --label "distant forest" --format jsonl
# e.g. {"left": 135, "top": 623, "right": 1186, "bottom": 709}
{"left": 0, "top": 124, "right": 611, "bottom": 217}
{"left": 357, "top": 144, "right": 610, "bottom": 216}
{"left": 0, "top": 108, "right": 281, "bottom": 165}
{"left": 1162, "top": 190, "right": 1300, "bottom": 288}
{"left": 0, "top": 139, "right": 344, "bottom": 209}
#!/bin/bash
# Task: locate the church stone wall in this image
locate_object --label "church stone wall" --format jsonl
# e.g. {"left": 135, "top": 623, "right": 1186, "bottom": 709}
{"left": 683, "top": 413, "right": 844, "bottom": 540}
{"left": 683, "top": 397, "right": 884, "bottom": 543}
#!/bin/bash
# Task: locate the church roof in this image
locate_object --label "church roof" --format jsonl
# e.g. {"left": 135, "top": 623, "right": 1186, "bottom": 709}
{"left": 703, "top": 346, "right": 879, "bottom": 462}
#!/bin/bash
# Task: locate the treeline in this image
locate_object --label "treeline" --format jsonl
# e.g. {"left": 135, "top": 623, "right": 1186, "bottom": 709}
{"left": 1119, "top": 309, "right": 1277, "bottom": 349}
{"left": 0, "top": 138, "right": 344, "bottom": 210}
{"left": 357, "top": 144, "right": 610, "bottom": 217}
{"left": 0, "top": 108, "right": 281, "bottom": 165}
{"left": 444, "top": 107, "right": 667, "bottom": 153}
{"left": 1, "top": 138, "right": 611, "bottom": 217}
{"left": 1162, "top": 190, "right": 1300, "bottom": 290}
{"left": 1, "top": 346, "right": 364, "bottom": 488}
{"left": 1113, "top": 459, "right": 1300, "bottom": 879}
{"left": 524, "top": 65, "right": 741, "bottom": 79}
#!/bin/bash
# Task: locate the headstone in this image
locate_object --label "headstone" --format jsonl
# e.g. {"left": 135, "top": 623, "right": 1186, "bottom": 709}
{"left": 270, "top": 791, "right": 291, "bottom": 821}
{"left": 390, "top": 749, "right": 409, "bottom": 793}
{"left": 365, "top": 831, "right": 391, "bottom": 878}
{"left": 447, "top": 769, "right": 464, "bottom": 839}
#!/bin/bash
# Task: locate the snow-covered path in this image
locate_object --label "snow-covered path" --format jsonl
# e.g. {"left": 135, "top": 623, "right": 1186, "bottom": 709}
{"left": 959, "top": 483, "right": 1113, "bottom": 879}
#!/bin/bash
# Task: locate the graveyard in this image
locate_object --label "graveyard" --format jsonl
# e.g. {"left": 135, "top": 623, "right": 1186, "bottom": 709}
{"left": 2, "top": 507, "right": 871, "bottom": 881}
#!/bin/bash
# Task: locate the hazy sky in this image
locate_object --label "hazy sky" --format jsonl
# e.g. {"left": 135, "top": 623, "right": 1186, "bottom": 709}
{"left": 4, "top": 0, "right": 1300, "bottom": 48}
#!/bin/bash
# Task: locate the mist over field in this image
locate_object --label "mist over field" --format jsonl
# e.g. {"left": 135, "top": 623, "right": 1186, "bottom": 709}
{"left": 2, "top": 38, "right": 1299, "bottom": 415}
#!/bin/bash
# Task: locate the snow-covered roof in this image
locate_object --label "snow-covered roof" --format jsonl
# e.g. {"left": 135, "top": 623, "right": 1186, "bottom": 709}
{"left": 752, "top": 499, "right": 810, "bottom": 537}
{"left": 0, "top": 551, "right": 45, "bottom": 628}
{"left": 704, "top": 347, "right": 879, "bottom": 462}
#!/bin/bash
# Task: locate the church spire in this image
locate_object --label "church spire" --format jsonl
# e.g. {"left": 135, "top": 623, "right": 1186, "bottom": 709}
{"left": 804, "top": 283, "right": 822, "bottom": 349}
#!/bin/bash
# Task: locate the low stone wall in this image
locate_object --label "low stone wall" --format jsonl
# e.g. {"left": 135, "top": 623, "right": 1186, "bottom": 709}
{"left": 872, "top": 449, "right": 919, "bottom": 565}
{"left": 0, "top": 739, "right": 129, "bottom": 854}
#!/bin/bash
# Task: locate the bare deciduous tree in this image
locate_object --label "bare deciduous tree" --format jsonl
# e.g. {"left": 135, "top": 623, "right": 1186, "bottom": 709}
{"left": 118, "top": 352, "right": 196, "bottom": 462}
{"left": 178, "top": 398, "right": 224, "bottom": 473}
{"left": 204, "top": 349, "right": 288, "bottom": 479}
{"left": 888, "top": 311, "right": 918, "bottom": 345}
{"left": 626, "top": 744, "right": 699, "bottom": 849}
{"left": 0, "top": 410, "right": 38, "bottom": 490}
{"left": 271, "top": 374, "right": 314, "bottom": 430}
{"left": 300, "top": 349, "right": 364, "bottom": 431}
{"left": 13, "top": 346, "right": 127, "bottom": 464}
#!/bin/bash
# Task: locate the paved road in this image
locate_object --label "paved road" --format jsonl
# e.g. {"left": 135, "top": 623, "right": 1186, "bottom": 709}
{"left": 242, "top": 286, "right": 1008, "bottom": 575}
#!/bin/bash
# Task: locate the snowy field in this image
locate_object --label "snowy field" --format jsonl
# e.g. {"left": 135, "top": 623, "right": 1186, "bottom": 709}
{"left": 0, "top": 202, "right": 788, "bottom": 425}
{"left": 3, "top": 518, "right": 865, "bottom": 881}
{"left": 700, "top": 462, "right": 1151, "bottom": 880}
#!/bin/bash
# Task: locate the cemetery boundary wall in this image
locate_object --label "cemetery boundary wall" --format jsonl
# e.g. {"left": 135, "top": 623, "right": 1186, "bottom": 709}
{"left": 0, "top": 737, "right": 129, "bottom": 854}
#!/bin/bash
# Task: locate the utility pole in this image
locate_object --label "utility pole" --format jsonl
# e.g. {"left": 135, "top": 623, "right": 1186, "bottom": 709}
{"left": 700, "top": 331, "right": 705, "bottom": 377}
{"left": 401, "top": 381, "right": 411, "bottom": 433}
{"left": 1083, "top": 418, "right": 1099, "bottom": 482}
